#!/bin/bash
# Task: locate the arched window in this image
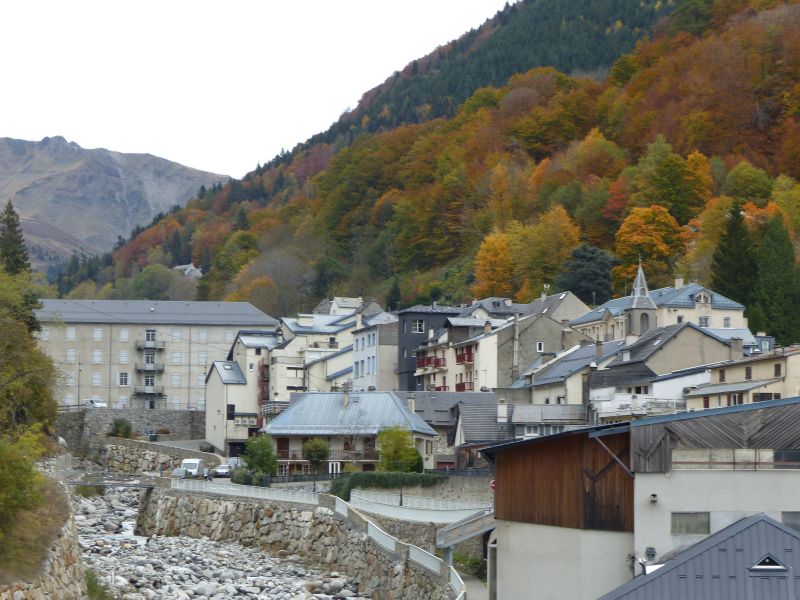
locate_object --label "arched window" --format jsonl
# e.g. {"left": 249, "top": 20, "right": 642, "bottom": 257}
{"left": 640, "top": 313, "right": 650, "bottom": 334}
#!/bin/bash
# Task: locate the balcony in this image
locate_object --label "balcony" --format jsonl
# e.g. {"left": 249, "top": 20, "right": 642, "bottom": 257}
{"left": 433, "top": 357, "right": 446, "bottom": 369}
{"left": 133, "top": 385, "right": 165, "bottom": 396}
{"left": 434, "top": 385, "right": 450, "bottom": 392}
{"left": 455, "top": 382, "right": 474, "bottom": 392}
{"left": 416, "top": 357, "right": 428, "bottom": 369}
{"left": 135, "top": 362, "right": 165, "bottom": 373}
{"left": 135, "top": 340, "right": 166, "bottom": 350}
{"left": 276, "top": 449, "right": 379, "bottom": 461}
{"left": 455, "top": 352, "right": 474, "bottom": 365}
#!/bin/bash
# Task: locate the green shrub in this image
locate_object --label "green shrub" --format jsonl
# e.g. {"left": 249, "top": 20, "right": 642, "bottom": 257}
{"left": 230, "top": 467, "right": 252, "bottom": 485}
{"left": 329, "top": 471, "right": 445, "bottom": 500}
{"left": 74, "top": 484, "right": 104, "bottom": 498}
{"left": 199, "top": 442, "right": 215, "bottom": 453}
{"left": 109, "top": 418, "right": 132, "bottom": 438}
{"left": 86, "top": 569, "right": 114, "bottom": 599}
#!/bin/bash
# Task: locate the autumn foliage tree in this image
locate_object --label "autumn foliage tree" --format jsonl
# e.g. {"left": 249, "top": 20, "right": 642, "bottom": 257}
{"left": 613, "top": 204, "right": 685, "bottom": 292}
{"left": 471, "top": 230, "right": 514, "bottom": 298}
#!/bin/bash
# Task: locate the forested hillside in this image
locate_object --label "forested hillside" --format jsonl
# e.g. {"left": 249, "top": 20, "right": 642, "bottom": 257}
{"left": 63, "top": 0, "right": 800, "bottom": 344}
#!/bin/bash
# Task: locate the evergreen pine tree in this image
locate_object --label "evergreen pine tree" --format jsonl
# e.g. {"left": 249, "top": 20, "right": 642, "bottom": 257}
{"left": 749, "top": 216, "right": 800, "bottom": 345}
{"left": 711, "top": 203, "right": 756, "bottom": 308}
{"left": 555, "top": 244, "right": 613, "bottom": 306}
{"left": 386, "top": 278, "right": 402, "bottom": 311}
{"left": 0, "top": 200, "right": 30, "bottom": 275}
{"left": 233, "top": 206, "right": 250, "bottom": 231}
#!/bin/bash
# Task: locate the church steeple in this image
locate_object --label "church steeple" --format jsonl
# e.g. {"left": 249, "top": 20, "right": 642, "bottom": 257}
{"left": 630, "top": 259, "right": 656, "bottom": 310}
{"left": 625, "top": 259, "right": 657, "bottom": 340}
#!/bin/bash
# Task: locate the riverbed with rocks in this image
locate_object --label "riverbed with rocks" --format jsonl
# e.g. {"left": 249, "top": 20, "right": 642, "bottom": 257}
{"left": 72, "top": 488, "right": 367, "bottom": 599}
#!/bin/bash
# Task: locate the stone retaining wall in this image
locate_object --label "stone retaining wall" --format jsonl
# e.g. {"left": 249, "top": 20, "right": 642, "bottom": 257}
{"left": 367, "top": 513, "right": 484, "bottom": 559}
{"left": 0, "top": 488, "right": 86, "bottom": 600}
{"left": 137, "top": 488, "right": 455, "bottom": 600}
{"left": 368, "top": 474, "right": 494, "bottom": 504}
{"left": 55, "top": 408, "right": 205, "bottom": 453}
{"left": 92, "top": 437, "right": 220, "bottom": 474}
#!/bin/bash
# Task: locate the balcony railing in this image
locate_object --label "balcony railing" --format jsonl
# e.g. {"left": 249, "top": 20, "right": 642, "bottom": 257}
{"left": 135, "top": 362, "right": 165, "bottom": 373}
{"left": 276, "top": 449, "right": 379, "bottom": 461}
{"left": 435, "top": 385, "right": 450, "bottom": 392}
{"left": 416, "top": 357, "right": 427, "bottom": 369}
{"left": 133, "top": 385, "right": 165, "bottom": 396}
{"left": 434, "top": 357, "right": 446, "bottom": 368}
{"left": 455, "top": 382, "right": 474, "bottom": 392}
{"left": 135, "top": 340, "right": 166, "bottom": 350}
{"left": 455, "top": 352, "right": 474, "bottom": 365}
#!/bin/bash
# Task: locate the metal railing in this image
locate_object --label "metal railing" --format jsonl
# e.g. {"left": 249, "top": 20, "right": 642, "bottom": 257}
{"left": 171, "top": 478, "right": 319, "bottom": 505}
{"left": 350, "top": 490, "right": 491, "bottom": 524}
{"left": 135, "top": 362, "right": 165, "bottom": 372}
{"left": 354, "top": 490, "right": 490, "bottom": 511}
{"left": 408, "top": 545, "right": 441, "bottom": 574}
{"left": 135, "top": 340, "right": 166, "bottom": 350}
{"left": 455, "top": 381, "right": 474, "bottom": 392}
{"left": 437, "top": 508, "right": 496, "bottom": 548}
{"left": 133, "top": 385, "right": 165, "bottom": 395}
{"left": 367, "top": 520, "right": 396, "bottom": 552}
{"left": 451, "top": 567, "right": 465, "bottom": 598}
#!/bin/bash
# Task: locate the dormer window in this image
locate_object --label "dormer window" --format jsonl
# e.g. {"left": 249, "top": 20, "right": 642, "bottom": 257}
{"left": 695, "top": 292, "right": 711, "bottom": 304}
{"left": 750, "top": 554, "right": 787, "bottom": 572}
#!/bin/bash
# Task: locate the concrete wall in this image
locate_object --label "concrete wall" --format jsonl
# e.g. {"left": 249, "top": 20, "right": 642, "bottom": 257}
{"left": 634, "top": 469, "right": 800, "bottom": 563}
{"left": 494, "top": 520, "right": 633, "bottom": 600}
{"left": 55, "top": 407, "right": 205, "bottom": 453}
{"left": 360, "top": 474, "right": 494, "bottom": 504}
{"left": 136, "top": 488, "right": 455, "bottom": 600}
{"left": 368, "top": 513, "right": 484, "bottom": 559}
{"left": 647, "top": 327, "right": 733, "bottom": 375}
{"left": 0, "top": 487, "right": 86, "bottom": 600}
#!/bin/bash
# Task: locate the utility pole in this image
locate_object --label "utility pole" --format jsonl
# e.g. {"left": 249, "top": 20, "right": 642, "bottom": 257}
{"left": 77, "top": 358, "right": 82, "bottom": 407}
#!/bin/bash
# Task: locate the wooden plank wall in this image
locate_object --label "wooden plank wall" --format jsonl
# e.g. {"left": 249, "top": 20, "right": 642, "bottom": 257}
{"left": 632, "top": 403, "right": 800, "bottom": 473}
{"left": 494, "top": 432, "right": 633, "bottom": 532}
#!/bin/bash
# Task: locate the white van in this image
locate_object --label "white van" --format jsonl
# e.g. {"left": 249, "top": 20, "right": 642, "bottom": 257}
{"left": 179, "top": 458, "right": 206, "bottom": 478}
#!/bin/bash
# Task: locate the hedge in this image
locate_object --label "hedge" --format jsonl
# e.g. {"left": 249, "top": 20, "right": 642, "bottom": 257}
{"left": 329, "top": 471, "right": 445, "bottom": 500}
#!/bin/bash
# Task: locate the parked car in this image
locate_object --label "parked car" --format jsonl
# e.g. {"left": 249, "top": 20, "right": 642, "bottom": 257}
{"left": 87, "top": 399, "right": 108, "bottom": 408}
{"left": 213, "top": 464, "right": 231, "bottom": 478}
{"left": 171, "top": 467, "right": 188, "bottom": 479}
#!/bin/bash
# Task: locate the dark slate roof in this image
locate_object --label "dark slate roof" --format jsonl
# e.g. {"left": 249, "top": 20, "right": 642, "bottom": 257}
{"left": 262, "top": 392, "right": 436, "bottom": 436}
{"left": 458, "top": 403, "right": 514, "bottom": 444}
{"left": 37, "top": 299, "right": 278, "bottom": 326}
{"left": 597, "top": 514, "right": 800, "bottom": 600}
{"left": 531, "top": 341, "right": 626, "bottom": 387}
{"left": 411, "top": 391, "right": 497, "bottom": 427}
{"left": 605, "top": 323, "right": 697, "bottom": 367}
{"left": 207, "top": 361, "right": 247, "bottom": 384}
{"left": 457, "top": 297, "right": 529, "bottom": 318}
{"left": 587, "top": 363, "right": 658, "bottom": 388}
{"left": 684, "top": 378, "right": 782, "bottom": 397}
{"left": 325, "top": 366, "right": 353, "bottom": 381}
{"left": 571, "top": 284, "right": 744, "bottom": 326}
{"left": 397, "top": 304, "right": 462, "bottom": 315}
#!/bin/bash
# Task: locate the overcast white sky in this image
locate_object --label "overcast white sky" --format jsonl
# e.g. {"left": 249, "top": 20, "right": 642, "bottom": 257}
{"left": 0, "top": 1, "right": 510, "bottom": 178}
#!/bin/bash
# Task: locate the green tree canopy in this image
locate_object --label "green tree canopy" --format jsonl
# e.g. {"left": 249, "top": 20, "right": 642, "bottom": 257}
{"left": 0, "top": 200, "right": 30, "bottom": 276}
{"left": 377, "top": 426, "right": 419, "bottom": 473}
{"left": 303, "top": 437, "right": 330, "bottom": 491}
{"left": 556, "top": 244, "right": 614, "bottom": 306}
{"left": 710, "top": 203, "right": 755, "bottom": 308}
{"left": 241, "top": 435, "right": 277, "bottom": 477}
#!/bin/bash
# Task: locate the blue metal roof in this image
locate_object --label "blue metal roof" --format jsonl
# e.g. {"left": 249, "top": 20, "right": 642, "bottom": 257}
{"left": 325, "top": 366, "right": 353, "bottom": 381}
{"left": 531, "top": 341, "right": 626, "bottom": 387}
{"left": 629, "top": 395, "right": 800, "bottom": 427}
{"left": 262, "top": 392, "right": 436, "bottom": 436}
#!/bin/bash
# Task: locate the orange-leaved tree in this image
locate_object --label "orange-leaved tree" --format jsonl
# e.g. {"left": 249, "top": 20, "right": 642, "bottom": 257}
{"left": 612, "top": 204, "right": 685, "bottom": 293}
{"left": 471, "top": 230, "right": 514, "bottom": 298}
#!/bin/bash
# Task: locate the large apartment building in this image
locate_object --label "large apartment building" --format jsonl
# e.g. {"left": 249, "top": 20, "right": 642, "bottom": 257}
{"left": 36, "top": 299, "right": 277, "bottom": 410}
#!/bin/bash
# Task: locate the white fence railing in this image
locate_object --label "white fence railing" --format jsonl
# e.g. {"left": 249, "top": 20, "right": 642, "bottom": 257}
{"left": 450, "top": 566, "right": 465, "bottom": 598}
{"left": 354, "top": 489, "right": 490, "bottom": 511}
{"left": 171, "top": 479, "right": 319, "bottom": 505}
{"left": 409, "top": 545, "right": 441, "bottom": 574}
{"left": 367, "top": 520, "right": 396, "bottom": 553}
{"left": 350, "top": 490, "right": 491, "bottom": 524}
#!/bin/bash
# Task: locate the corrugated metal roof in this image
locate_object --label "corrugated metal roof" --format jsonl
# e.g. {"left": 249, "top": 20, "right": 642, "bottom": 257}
{"left": 532, "top": 341, "right": 625, "bottom": 387}
{"left": 598, "top": 514, "right": 800, "bottom": 600}
{"left": 629, "top": 395, "right": 800, "bottom": 427}
{"left": 511, "top": 404, "right": 587, "bottom": 423}
{"left": 262, "top": 392, "right": 436, "bottom": 436}
{"left": 208, "top": 361, "right": 247, "bottom": 384}
{"left": 325, "top": 366, "right": 352, "bottom": 381}
{"left": 684, "top": 378, "right": 782, "bottom": 397}
{"left": 283, "top": 314, "right": 354, "bottom": 334}
{"left": 304, "top": 344, "right": 354, "bottom": 367}
{"left": 37, "top": 299, "right": 277, "bottom": 326}
{"left": 238, "top": 334, "right": 282, "bottom": 349}
{"left": 704, "top": 327, "right": 757, "bottom": 346}
{"left": 458, "top": 403, "right": 515, "bottom": 444}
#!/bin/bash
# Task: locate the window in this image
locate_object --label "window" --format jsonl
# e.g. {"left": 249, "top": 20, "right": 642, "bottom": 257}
{"left": 198, "top": 330, "right": 208, "bottom": 342}
{"left": 39, "top": 328, "right": 49, "bottom": 340}
{"left": 354, "top": 362, "right": 360, "bottom": 378}
{"left": 775, "top": 363, "right": 782, "bottom": 377}
{"left": 224, "top": 330, "right": 235, "bottom": 342}
{"left": 702, "top": 396, "right": 710, "bottom": 409}
{"left": 723, "top": 317, "right": 731, "bottom": 328}
{"left": 676, "top": 315, "right": 684, "bottom": 324}
{"left": 171, "top": 329, "right": 181, "bottom": 342}
{"left": 144, "top": 374, "right": 155, "bottom": 388}
{"left": 719, "top": 369, "right": 726, "bottom": 383}
{"left": 146, "top": 329, "right": 156, "bottom": 342}
{"left": 171, "top": 374, "right": 181, "bottom": 387}
{"left": 66, "top": 327, "right": 76, "bottom": 341}
{"left": 360, "top": 360, "right": 365, "bottom": 378}
{"left": 197, "top": 351, "right": 208, "bottom": 365}
{"left": 699, "top": 316, "right": 709, "bottom": 327}
{"left": 92, "top": 328, "right": 103, "bottom": 341}
{"left": 745, "top": 366, "right": 752, "bottom": 380}
{"left": 145, "top": 350, "right": 155, "bottom": 364}
{"left": 91, "top": 372, "right": 102, "bottom": 385}
{"left": 92, "top": 349, "right": 102, "bottom": 364}
{"left": 66, "top": 349, "right": 77, "bottom": 363}
{"left": 171, "top": 351, "right": 182, "bottom": 365}
{"left": 249, "top": 362, "right": 254, "bottom": 373}
{"left": 119, "top": 328, "right": 129, "bottom": 342}
{"left": 197, "top": 374, "right": 205, "bottom": 386}
{"left": 671, "top": 512, "right": 710, "bottom": 535}
{"left": 119, "top": 350, "right": 129, "bottom": 364}
{"left": 412, "top": 319, "right": 425, "bottom": 333}
{"left": 118, "top": 372, "right": 128, "bottom": 386}
{"left": 536, "top": 341, "right": 544, "bottom": 353}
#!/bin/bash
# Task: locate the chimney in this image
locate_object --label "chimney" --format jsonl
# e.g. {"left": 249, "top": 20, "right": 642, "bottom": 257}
{"left": 484, "top": 320, "right": 493, "bottom": 334}
{"left": 356, "top": 313, "right": 363, "bottom": 329}
{"left": 595, "top": 340, "right": 604, "bottom": 358}
{"left": 406, "top": 392, "right": 416, "bottom": 413}
{"left": 675, "top": 275, "right": 684, "bottom": 288}
{"left": 511, "top": 314, "right": 520, "bottom": 381}
{"left": 497, "top": 402, "right": 508, "bottom": 423}
{"left": 729, "top": 337, "right": 744, "bottom": 359}
{"left": 343, "top": 380, "right": 351, "bottom": 408}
